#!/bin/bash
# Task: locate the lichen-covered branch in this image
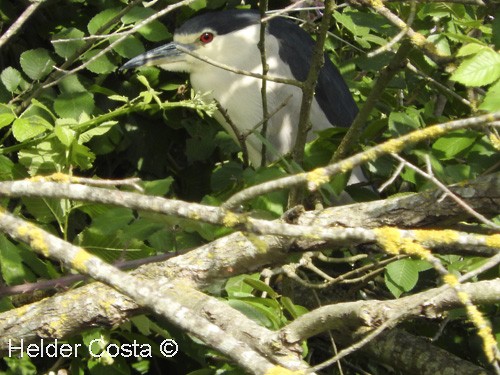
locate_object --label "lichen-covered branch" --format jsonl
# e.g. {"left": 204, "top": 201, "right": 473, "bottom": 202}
{"left": 224, "top": 112, "right": 500, "bottom": 208}
{"left": 0, "top": 210, "right": 285, "bottom": 375}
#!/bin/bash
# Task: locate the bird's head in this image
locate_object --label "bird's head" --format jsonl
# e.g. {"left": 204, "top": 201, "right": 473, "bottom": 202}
{"left": 121, "top": 10, "right": 262, "bottom": 74}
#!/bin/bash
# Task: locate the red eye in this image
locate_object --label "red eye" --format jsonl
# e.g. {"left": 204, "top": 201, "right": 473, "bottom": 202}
{"left": 199, "top": 32, "right": 214, "bottom": 44}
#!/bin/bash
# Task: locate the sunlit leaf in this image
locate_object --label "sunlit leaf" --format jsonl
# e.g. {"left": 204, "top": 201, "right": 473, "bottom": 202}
{"left": 19, "top": 49, "right": 55, "bottom": 80}
{"left": 451, "top": 49, "right": 500, "bottom": 86}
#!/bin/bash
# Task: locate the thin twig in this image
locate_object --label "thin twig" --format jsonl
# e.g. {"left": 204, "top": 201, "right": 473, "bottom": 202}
{"left": 42, "top": 0, "right": 197, "bottom": 90}
{"left": 406, "top": 62, "right": 471, "bottom": 107}
{"left": 0, "top": 0, "right": 48, "bottom": 49}
{"left": 460, "top": 252, "right": 500, "bottom": 283}
{"left": 175, "top": 45, "right": 303, "bottom": 88}
{"left": 378, "top": 161, "right": 405, "bottom": 192}
{"left": 391, "top": 153, "right": 500, "bottom": 230}
{"left": 331, "top": 40, "right": 413, "bottom": 163}
{"left": 223, "top": 111, "right": 500, "bottom": 210}
{"left": 258, "top": 1, "right": 270, "bottom": 167}
{"left": 349, "top": 0, "right": 452, "bottom": 64}
{"left": 367, "top": 0, "right": 417, "bottom": 58}
{"left": 215, "top": 101, "right": 250, "bottom": 166}
{"left": 0, "top": 253, "right": 176, "bottom": 297}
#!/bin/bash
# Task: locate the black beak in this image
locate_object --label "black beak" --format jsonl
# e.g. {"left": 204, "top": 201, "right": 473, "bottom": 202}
{"left": 120, "top": 42, "right": 187, "bottom": 70}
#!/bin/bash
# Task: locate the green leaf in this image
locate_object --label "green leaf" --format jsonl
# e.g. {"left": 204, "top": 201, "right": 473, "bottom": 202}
{"left": 211, "top": 161, "right": 242, "bottom": 191}
{"left": 54, "top": 91, "right": 95, "bottom": 119}
{"left": 142, "top": 177, "right": 175, "bottom": 196}
{"left": 456, "top": 43, "right": 488, "bottom": 57}
{"left": 88, "top": 8, "right": 120, "bottom": 35}
{"left": 121, "top": 7, "right": 155, "bottom": 24}
{"left": 83, "top": 49, "right": 116, "bottom": 74}
{"left": 189, "top": 0, "right": 207, "bottom": 11}
{"left": 451, "top": 49, "right": 500, "bottom": 87}
{"left": 58, "top": 74, "right": 87, "bottom": 94}
{"left": 70, "top": 142, "right": 95, "bottom": 170}
{"left": 1, "top": 67, "right": 22, "bottom": 92}
{"left": 479, "top": 80, "right": 500, "bottom": 112}
{"left": 122, "top": 7, "right": 172, "bottom": 42}
{"left": 226, "top": 274, "right": 259, "bottom": 298}
{"left": 432, "top": 130, "right": 477, "bottom": 159}
{"left": 19, "top": 49, "right": 55, "bottom": 81}
{"left": 12, "top": 116, "right": 53, "bottom": 142}
{"left": 385, "top": 259, "right": 419, "bottom": 298}
{"left": 0, "top": 235, "right": 35, "bottom": 285}
{"left": 54, "top": 124, "right": 76, "bottom": 147}
{"left": 108, "top": 95, "right": 128, "bottom": 102}
{"left": 227, "top": 299, "right": 280, "bottom": 329}
{"left": 79, "top": 121, "right": 117, "bottom": 143}
{"left": 52, "top": 27, "right": 85, "bottom": 58}
{"left": 0, "top": 155, "right": 15, "bottom": 180}
{"left": 281, "top": 297, "right": 308, "bottom": 319}
{"left": 427, "top": 34, "right": 451, "bottom": 56}
{"left": 18, "top": 138, "right": 66, "bottom": 175}
{"left": 243, "top": 277, "right": 279, "bottom": 299}
{"left": 0, "top": 104, "right": 15, "bottom": 129}
{"left": 111, "top": 35, "right": 145, "bottom": 58}
{"left": 137, "top": 21, "right": 171, "bottom": 42}
{"left": 388, "top": 111, "right": 421, "bottom": 136}
{"left": 89, "top": 208, "right": 135, "bottom": 236}
{"left": 22, "top": 197, "right": 69, "bottom": 225}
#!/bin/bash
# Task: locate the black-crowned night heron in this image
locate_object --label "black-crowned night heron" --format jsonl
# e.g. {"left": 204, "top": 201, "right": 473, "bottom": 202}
{"left": 122, "top": 9, "right": 358, "bottom": 167}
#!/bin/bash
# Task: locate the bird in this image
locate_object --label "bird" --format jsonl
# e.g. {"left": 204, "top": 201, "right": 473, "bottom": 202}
{"left": 121, "top": 9, "right": 358, "bottom": 168}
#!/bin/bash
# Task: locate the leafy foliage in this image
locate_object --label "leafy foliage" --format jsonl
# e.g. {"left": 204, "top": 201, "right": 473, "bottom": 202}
{"left": 0, "top": 0, "right": 498, "bottom": 374}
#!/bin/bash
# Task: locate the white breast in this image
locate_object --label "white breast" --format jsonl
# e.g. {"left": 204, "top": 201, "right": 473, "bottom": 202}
{"left": 188, "top": 25, "right": 331, "bottom": 165}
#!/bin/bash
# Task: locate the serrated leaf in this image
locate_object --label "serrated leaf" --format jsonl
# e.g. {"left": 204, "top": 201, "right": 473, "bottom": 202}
{"left": 111, "top": 35, "right": 145, "bottom": 58}
{"left": 79, "top": 121, "right": 117, "bottom": 143}
{"left": 83, "top": 49, "right": 116, "bottom": 74}
{"left": 54, "top": 124, "right": 76, "bottom": 147}
{"left": 19, "top": 49, "right": 55, "bottom": 80}
{"left": 70, "top": 142, "right": 95, "bottom": 170}
{"left": 456, "top": 43, "right": 488, "bottom": 57}
{"left": 0, "top": 104, "right": 15, "bottom": 129}
{"left": 137, "top": 21, "right": 171, "bottom": 42}
{"left": 88, "top": 8, "right": 120, "bottom": 35}
{"left": 385, "top": 259, "right": 419, "bottom": 298}
{"left": 427, "top": 34, "right": 451, "bottom": 56}
{"left": 22, "top": 197, "right": 68, "bottom": 225}
{"left": 142, "top": 177, "right": 174, "bottom": 196}
{"left": 54, "top": 91, "right": 95, "bottom": 119}
{"left": 0, "top": 235, "right": 35, "bottom": 285}
{"left": 120, "top": 7, "right": 170, "bottom": 41}
{"left": 58, "top": 74, "right": 86, "bottom": 94}
{"left": 12, "top": 116, "right": 53, "bottom": 142}
{"left": 479, "top": 80, "right": 500, "bottom": 112}
{"left": 451, "top": 49, "right": 500, "bottom": 86}
{"left": 1, "top": 67, "right": 22, "bottom": 92}
{"left": 432, "top": 130, "right": 477, "bottom": 159}
{"left": 52, "top": 27, "right": 85, "bottom": 58}
{"left": 108, "top": 95, "right": 128, "bottom": 102}
{"left": 121, "top": 7, "right": 155, "bottom": 24}
{"left": 0, "top": 155, "right": 15, "bottom": 180}
{"left": 388, "top": 112, "right": 420, "bottom": 136}
{"left": 18, "top": 138, "right": 66, "bottom": 175}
